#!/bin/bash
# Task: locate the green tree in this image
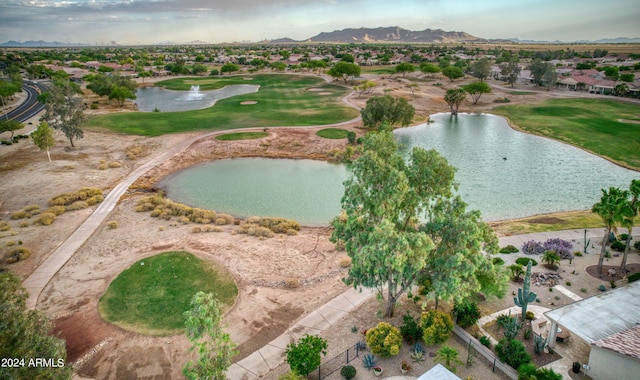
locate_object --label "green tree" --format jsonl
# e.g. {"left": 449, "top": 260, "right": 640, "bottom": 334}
{"left": 603, "top": 66, "right": 619, "bottom": 81}
{"left": 220, "top": 63, "right": 240, "bottom": 75}
{"left": 183, "top": 292, "right": 237, "bottom": 380}
{"left": 620, "top": 180, "right": 640, "bottom": 271}
{"left": 328, "top": 61, "right": 360, "bottom": 83}
{"left": 395, "top": 62, "right": 416, "bottom": 77}
{"left": 419, "top": 62, "right": 441, "bottom": 78}
{"left": 444, "top": 88, "right": 466, "bottom": 115}
{"left": 500, "top": 57, "right": 521, "bottom": 87}
{"left": 614, "top": 83, "right": 629, "bottom": 97}
{"left": 284, "top": 334, "right": 327, "bottom": 376}
{"left": 41, "top": 81, "right": 86, "bottom": 147}
{"left": 496, "top": 338, "right": 531, "bottom": 370}
{"left": 528, "top": 59, "right": 551, "bottom": 86}
{"left": 542, "top": 65, "right": 557, "bottom": 90}
{"left": 592, "top": 187, "right": 629, "bottom": 274}
{"left": 354, "top": 80, "right": 376, "bottom": 97}
{"left": 442, "top": 66, "right": 464, "bottom": 81}
{"left": 108, "top": 86, "right": 136, "bottom": 107}
{"left": 32, "top": 121, "right": 55, "bottom": 162}
{"left": 331, "top": 130, "right": 452, "bottom": 317}
{"left": 0, "top": 272, "right": 72, "bottom": 380}
{"left": 137, "top": 70, "right": 152, "bottom": 83}
{"left": 360, "top": 95, "right": 415, "bottom": 129}
{"left": 435, "top": 345, "right": 462, "bottom": 373}
{"left": 471, "top": 58, "right": 491, "bottom": 81}
{"left": 463, "top": 81, "right": 492, "bottom": 104}
{"left": 620, "top": 73, "right": 635, "bottom": 82}
{"left": 0, "top": 118, "right": 23, "bottom": 140}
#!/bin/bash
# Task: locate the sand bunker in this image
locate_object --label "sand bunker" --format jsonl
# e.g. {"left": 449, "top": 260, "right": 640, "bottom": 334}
{"left": 307, "top": 88, "right": 324, "bottom": 92}
{"left": 318, "top": 92, "right": 332, "bottom": 95}
{"left": 240, "top": 101, "right": 258, "bottom": 105}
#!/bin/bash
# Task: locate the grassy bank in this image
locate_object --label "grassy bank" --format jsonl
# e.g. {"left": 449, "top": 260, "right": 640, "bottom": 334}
{"left": 489, "top": 210, "right": 605, "bottom": 236}
{"left": 87, "top": 74, "right": 359, "bottom": 136}
{"left": 316, "top": 128, "right": 349, "bottom": 139}
{"left": 492, "top": 98, "right": 640, "bottom": 170}
{"left": 215, "top": 131, "right": 269, "bottom": 141}
{"left": 99, "top": 251, "right": 237, "bottom": 335}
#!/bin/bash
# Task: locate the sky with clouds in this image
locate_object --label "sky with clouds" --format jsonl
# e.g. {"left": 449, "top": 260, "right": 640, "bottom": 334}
{"left": 1, "top": 0, "right": 638, "bottom": 45}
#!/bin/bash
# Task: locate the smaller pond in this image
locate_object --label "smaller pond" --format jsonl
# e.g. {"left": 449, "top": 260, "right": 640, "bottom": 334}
{"left": 135, "top": 84, "right": 259, "bottom": 112}
{"left": 158, "top": 158, "right": 349, "bottom": 226}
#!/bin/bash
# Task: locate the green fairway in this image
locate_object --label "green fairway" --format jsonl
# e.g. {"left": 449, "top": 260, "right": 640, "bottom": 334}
{"left": 87, "top": 74, "right": 359, "bottom": 136}
{"left": 492, "top": 98, "right": 640, "bottom": 170}
{"left": 316, "top": 128, "right": 349, "bottom": 139}
{"left": 99, "top": 251, "right": 237, "bottom": 335}
{"left": 215, "top": 131, "right": 269, "bottom": 141}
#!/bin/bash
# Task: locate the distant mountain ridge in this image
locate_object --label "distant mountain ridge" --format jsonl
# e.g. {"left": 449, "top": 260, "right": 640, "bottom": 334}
{"left": 299, "top": 26, "right": 484, "bottom": 43}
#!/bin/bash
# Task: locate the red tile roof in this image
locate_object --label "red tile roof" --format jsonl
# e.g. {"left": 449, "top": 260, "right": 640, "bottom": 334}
{"left": 592, "top": 325, "right": 640, "bottom": 361}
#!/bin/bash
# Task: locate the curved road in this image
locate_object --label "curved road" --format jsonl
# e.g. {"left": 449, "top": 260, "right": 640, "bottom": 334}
{"left": 1, "top": 82, "right": 46, "bottom": 123}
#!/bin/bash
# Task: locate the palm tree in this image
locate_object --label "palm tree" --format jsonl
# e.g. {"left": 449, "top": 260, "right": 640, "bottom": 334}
{"left": 592, "top": 187, "right": 629, "bottom": 275}
{"left": 620, "top": 180, "right": 640, "bottom": 272}
{"left": 444, "top": 88, "right": 466, "bottom": 116}
{"left": 542, "top": 251, "right": 561, "bottom": 269}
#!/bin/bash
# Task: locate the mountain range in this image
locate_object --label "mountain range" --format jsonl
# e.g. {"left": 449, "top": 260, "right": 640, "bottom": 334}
{"left": 2, "top": 26, "right": 640, "bottom": 47}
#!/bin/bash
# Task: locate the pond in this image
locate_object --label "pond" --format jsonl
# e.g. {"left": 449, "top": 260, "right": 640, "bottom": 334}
{"left": 135, "top": 84, "right": 259, "bottom": 112}
{"left": 159, "top": 113, "right": 638, "bottom": 225}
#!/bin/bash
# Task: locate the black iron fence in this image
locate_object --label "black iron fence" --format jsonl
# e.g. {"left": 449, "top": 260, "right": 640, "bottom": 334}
{"left": 309, "top": 343, "right": 362, "bottom": 380}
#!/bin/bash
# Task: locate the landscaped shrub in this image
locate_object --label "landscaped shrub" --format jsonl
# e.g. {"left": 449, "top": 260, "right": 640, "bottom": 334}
{"left": 214, "top": 213, "right": 235, "bottom": 225}
{"left": 495, "top": 338, "right": 531, "bottom": 370}
{"left": 420, "top": 310, "right": 454, "bottom": 345}
{"left": 86, "top": 194, "right": 104, "bottom": 206}
{"left": 543, "top": 238, "right": 574, "bottom": 260}
{"left": 515, "top": 257, "right": 538, "bottom": 267}
{"left": 365, "top": 322, "right": 403, "bottom": 357}
{"left": 340, "top": 365, "right": 356, "bottom": 379}
{"left": 285, "top": 334, "right": 327, "bottom": 376}
{"left": 634, "top": 240, "right": 640, "bottom": 250}
{"left": 492, "top": 257, "right": 505, "bottom": 265}
{"left": 499, "top": 245, "right": 519, "bottom": 254}
{"left": 243, "top": 216, "right": 300, "bottom": 233}
{"left": 67, "top": 201, "right": 89, "bottom": 211}
{"left": 521, "top": 240, "right": 545, "bottom": 255}
{"left": 49, "top": 188, "right": 103, "bottom": 206}
{"left": 45, "top": 205, "right": 66, "bottom": 216}
{"left": 108, "top": 161, "right": 122, "bottom": 168}
{"left": 34, "top": 212, "right": 56, "bottom": 226}
{"left": 610, "top": 240, "right": 625, "bottom": 252}
{"left": 479, "top": 336, "right": 491, "bottom": 348}
{"left": 542, "top": 251, "right": 561, "bottom": 269}
{"left": 628, "top": 273, "right": 640, "bottom": 283}
{"left": 452, "top": 300, "right": 481, "bottom": 328}
{"left": 107, "top": 221, "right": 118, "bottom": 229}
{"left": 525, "top": 311, "right": 535, "bottom": 321}
{"left": 508, "top": 264, "right": 525, "bottom": 281}
{"left": 598, "top": 284, "right": 606, "bottom": 292}
{"left": 362, "top": 353, "right": 376, "bottom": 369}
{"left": 237, "top": 225, "right": 274, "bottom": 238}
{"left": 10, "top": 210, "right": 29, "bottom": 220}
{"left": 400, "top": 313, "right": 422, "bottom": 344}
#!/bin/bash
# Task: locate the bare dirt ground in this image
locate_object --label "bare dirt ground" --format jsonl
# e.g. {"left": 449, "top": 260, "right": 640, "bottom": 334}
{"left": 0, "top": 72, "right": 636, "bottom": 379}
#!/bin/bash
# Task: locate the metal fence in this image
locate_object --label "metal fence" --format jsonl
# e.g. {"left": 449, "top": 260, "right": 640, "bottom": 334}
{"left": 453, "top": 325, "right": 519, "bottom": 380}
{"left": 309, "top": 343, "right": 362, "bottom": 380}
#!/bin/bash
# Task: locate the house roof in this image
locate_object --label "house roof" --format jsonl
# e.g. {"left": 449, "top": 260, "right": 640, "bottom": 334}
{"left": 592, "top": 325, "right": 640, "bottom": 361}
{"left": 545, "top": 281, "right": 640, "bottom": 344}
{"left": 417, "top": 364, "right": 461, "bottom": 380}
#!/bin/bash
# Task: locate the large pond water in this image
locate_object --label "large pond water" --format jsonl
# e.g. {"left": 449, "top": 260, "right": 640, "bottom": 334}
{"left": 135, "top": 84, "right": 259, "bottom": 112}
{"left": 159, "top": 113, "right": 638, "bottom": 225}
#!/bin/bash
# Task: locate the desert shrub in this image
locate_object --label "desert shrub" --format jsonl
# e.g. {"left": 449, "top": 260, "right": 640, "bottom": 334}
{"left": 5, "top": 240, "right": 16, "bottom": 247}
{"left": 400, "top": 313, "right": 422, "bottom": 344}
{"left": 214, "top": 213, "right": 235, "bottom": 225}
{"left": 610, "top": 240, "right": 625, "bottom": 252}
{"left": 243, "top": 216, "right": 300, "bottom": 233}
{"left": 521, "top": 240, "right": 545, "bottom": 255}
{"left": 575, "top": 251, "right": 583, "bottom": 257}
{"left": 0, "top": 222, "right": 10, "bottom": 231}
{"left": 543, "top": 238, "right": 574, "bottom": 259}
{"left": 542, "top": 251, "right": 561, "bottom": 268}
{"left": 86, "top": 194, "right": 104, "bottom": 206}
{"left": 126, "top": 145, "right": 143, "bottom": 160}
{"left": 495, "top": 338, "right": 531, "bottom": 370}
{"left": 6, "top": 247, "right": 32, "bottom": 263}
{"left": 177, "top": 216, "right": 190, "bottom": 224}
{"left": 499, "top": 245, "right": 519, "bottom": 254}
{"left": 49, "top": 188, "right": 102, "bottom": 206}
{"left": 452, "top": 300, "right": 481, "bottom": 328}
{"left": 238, "top": 225, "right": 274, "bottom": 238}
{"left": 525, "top": 311, "right": 535, "bottom": 321}
{"left": 338, "top": 257, "right": 352, "bottom": 268}
{"left": 19, "top": 221, "right": 29, "bottom": 228}
{"left": 628, "top": 273, "right": 640, "bottom": 283}
{"left": 150, "top": 209, "right": 162, "bottom": 217}
{"left": 67, "top": 201, "right": 89, "bottom": 211}
{"left": 191, "top": 226, "right": 202, "bottom": 233}
{"left": 10, "top": 210, "right": 29, "bottom": 220}
{"left": 108, "top": 161, "right": 121, "bottom": 168}
{"left": 45, "top": 205, "right": 66, "bottom": 216}
{"left": 97, "top": 163, "right": 108, "bottom": 170}
{"left": 516, "top": 257, "right": 538, "bottom": 267}
{"left": 340, "top": 365, "right": 356, "bottom": 379}
{"left": 107, "top": 221, "right": 118, "bottom": 229}
{"left": 420, "top": 310, "right": 454, "bottom": 345}
{"left": 34, "top": 212, "right": 56, "bottom": 226}
{"left": 492, "top": 257, "right": 505, "bottom": 265}
{"left": 23, "top": 205, "right": 40, "bottom": 213}
{"left": 365, "top": 322, "right": 403, "bottom": 357}
{"left": 284, "top": 278, "right": 300, "bottom": 289}
{"left": 479, "top": 336, "right": 491, "bottom": 348}
{"left": 509, "top": 264, "right": 525, "bottom": 281}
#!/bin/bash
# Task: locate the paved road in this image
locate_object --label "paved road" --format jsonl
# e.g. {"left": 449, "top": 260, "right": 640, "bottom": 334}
{"left": 1, "top": 82, "right": 46, "bottom": 123}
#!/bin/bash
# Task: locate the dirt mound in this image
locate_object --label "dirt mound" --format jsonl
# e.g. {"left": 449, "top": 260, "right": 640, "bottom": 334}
{"left": 585, "top": 263, "right": 640, "bottom": 282}
{"left": 53, "top": 307, "right": 120, "bottom": 362}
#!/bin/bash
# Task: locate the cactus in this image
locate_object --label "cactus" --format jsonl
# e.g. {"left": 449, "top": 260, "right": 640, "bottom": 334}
{"left": 514, "top": 262, "right": 537, "bottom": 322}
{"left": 362, "top": 353, "right": 377, "bottom": 369}
{"left": 534, "top": 334, "right": 546, "bottom": 355}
